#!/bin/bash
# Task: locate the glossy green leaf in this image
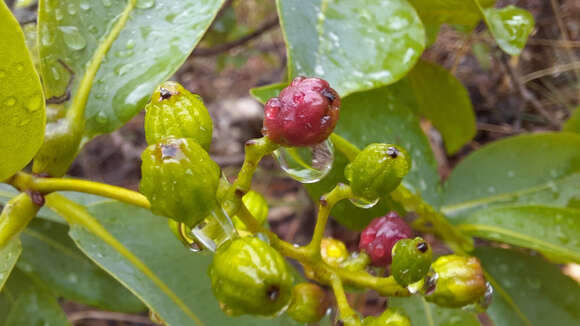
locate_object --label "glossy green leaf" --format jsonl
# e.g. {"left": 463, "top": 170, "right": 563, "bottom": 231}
{"left": 406, "top": 60, "right": 476, "bottom": 154}
{"left": 457, "top": 205, "right": 580, "bottom": 263}
{"left": 563, "top": 106, "right": 580, "bottom": 133}
{"left": 18, "top": 219, "right": 145, "bottom": 312}
{"left": 38, "top": 0, "right": 226, "bottom": 137}
{"left": 475, "top": 246, "right": 580, "bottom": 326}
{"left": 63, "top": 199, "right": 301, "bottom": 326}
{"left": 0, "top": 1, "right": 46, "bottom": 181}
{"left": 2, "top": 269, "right": 70, "bottom": 326}
{"left": 390, "top": 295, "right": 481, "bottom": 326}
{"left": 407, "top": 0, "right": 494, "bottom": 27}
{"left": 0, "top": 238, "right": 21, "bottom": 291}
{"left": 442, "top": 133, "right": 580, "bottom": 219}
{"left": 307, "top": 86, "right": 441, "bottom": 230}
{"left": 250, "top": 83, "right": 287, "bottom": 103}
{"left": 483, "top": 5, "right": 535, "bottom": 56}
{"left": 276, "top": 0, "right": 425, "bottom": 96}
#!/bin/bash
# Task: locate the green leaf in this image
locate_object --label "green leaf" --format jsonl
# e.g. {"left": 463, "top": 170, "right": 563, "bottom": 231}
{"left": 2, "top": 269, "right": 70, "bottom": 326}
{"left": 0, "top": 1, "right": 46, "bottom": 181}
{"left": 18, "top": 219, "right": 145, "bottom": 312}
{"left": 483, "top": 5, "right": 535, "bottom": 56}
{"left": 0, "top": 238, "right": 21, "bottom": 291}
{"left": 64, "top": 200, "right": 302, "bottom": 326}
{"left": 250, "top": 83, "right": 287, "bottom": 103}
{"left": 306, "top": 86, "right": 441, "bottom": 230}
{"left": 407, "top": 0, "right": 495, "bottom": 27}
{"left": 457, "top": 205, "right": 580, "bottom": 263}
{"left": 38, "top": 0, "right": 226, "bottom": 138}
{"left": 563, "top": 105, "right": 580, "bottom": 133}
{"left": 475, "top": 246, "right": 580, "bottom": 326}
{"left": 276, "top": 0, "right": 425, "bottom": 96}
{"left": 442, "top": 132, "right": 580, "bottom": 219}
{"left": 390, "top": 295, "right": 481, "bottom": 326}
{"left": 406, "top": 60, "right": 476, "bottom": 154}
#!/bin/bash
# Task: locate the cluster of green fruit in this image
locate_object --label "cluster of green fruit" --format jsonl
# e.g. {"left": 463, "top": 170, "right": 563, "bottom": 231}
{"left": 138, "top": 78, "right": 490, "bottom": 325}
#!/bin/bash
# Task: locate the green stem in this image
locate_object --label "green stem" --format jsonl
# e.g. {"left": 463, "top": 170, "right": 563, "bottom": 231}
{"left": 330, "top": 273, "right": 359, "bottom": 323}
{"left": 9, "top": 172, "right": 150, "bottom": 209}
{"left": 222, "top": 137, "right": 279, "bottom": 217}
{"left": 306, "top": 183, "right": 353, "bottom": 257}
{"left": 330, "top": 133, "right": 360, "bottom": 161}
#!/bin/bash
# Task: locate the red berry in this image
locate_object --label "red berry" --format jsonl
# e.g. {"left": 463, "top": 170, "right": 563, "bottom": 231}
{"left": 359, "top": 212, "right": 413, "bottom": 266}
{"left": 262, "top": 77, "right": 340, "bottom": 147}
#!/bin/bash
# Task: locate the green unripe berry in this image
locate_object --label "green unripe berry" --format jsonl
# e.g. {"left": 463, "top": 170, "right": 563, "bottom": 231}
{"left": 232, "top": 190, "right": 269, "bottom": 233}
{"left": 425, "top": 255, "right": 487, "bottom": 308}
{"left": 345, "top": 144, "right": 411, "bottom": 201}
{"left": 363, "top": 308, "right": 410, "bottom": 326}
{"left": 391, "top": 237, "right": 432, "bottom": 287}
{"left": 209, "top": 237, "right": 293, "bottom": 316}
{"left": 140, "top": 137, "right": 220, "bottom": 227}
{"left": 145, "top": 81, "right": 213, "bottom": 149}
{"left": 286, "top": 283, "right": 328, "bottom": 323}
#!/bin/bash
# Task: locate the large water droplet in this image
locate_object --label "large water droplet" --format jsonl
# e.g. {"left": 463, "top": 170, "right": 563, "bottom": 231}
{"left": 59, "top": 26, "right": 87, "bottom": 50}
{"left": 67, "top": 3, "right": 78, "bottom": 15}
{"left": 349, "top": 197, "right": 379, "bottom": 209}
{"left": 3, "top": 97, "right": 16, "bottom": 107}
{"left": 125, "top": 39, "right": 136, "bottom": 49}
{"left": 96, "top": 111, "right": 108, "bottom": 124}
{"left": 190, "top": 207, "right": 237, "bottom": 252}
{"left": 26, "top": 96, "right": 42, "bottom": 112}
{"left": 80, "top": 1, "right": 91, "bottom": 11}
{"left": 462, "top": 282, "right": 493, "bottom": 313}
{"left": 136, "top": 0, "right": 155, "bottom": 9}
{"left": 273, "top": 139, "right": 334, "bottom": 183}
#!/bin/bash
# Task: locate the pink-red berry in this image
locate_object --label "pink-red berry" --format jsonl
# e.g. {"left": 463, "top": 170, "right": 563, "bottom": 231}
{"left": 359, "top": 212, "right": 413, "bottom": 266}
{"left": 262, "top": 77, "right": 340, "bottom": 147}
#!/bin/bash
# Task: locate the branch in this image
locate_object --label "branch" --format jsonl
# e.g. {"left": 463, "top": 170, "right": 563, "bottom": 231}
{"left": 193, "top": 17, "right": 279, "bottom": 57}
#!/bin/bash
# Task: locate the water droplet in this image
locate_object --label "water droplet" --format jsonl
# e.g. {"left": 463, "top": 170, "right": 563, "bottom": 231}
{"left": 102, "top": 0, "right": 112, "bottom": 8}
{"left": 125, "top": 39, "right": 136, "bottom": 49}
{"left": 96, "top": 111, "right": 108, "bottom": 124}
{"left": 80, "top": 2, "right": 91, "bottom": 11}
{"left": 165, "top": 13, "right": 178, "bottom": 23}
{"left": 190, "top": 207, "right": 237, "bottom": 252}
{"left": 408, "top": 269, "right": 437, "bottom": 295}
{"left": 51, "top": 65, "right": 61, "bottom": 81}
{"left": 59, "top": 26, "right": 87, "bottom": 51}
{"left": 273, "top": 139, "right": 334, "bottom": 183}
{"left": 507, "top": 170, "right": 515, "bottom": 177}
{"left": 15, "top": 63, "right": 24, "bottom": 72}
{"left": 0, "top": 273, "right": 4, "bottom": 279}
{"left": 487, "top": 186, "right": 496, "bottom": 193}
{"left": 349, "top": 197, "right": 379, "bottom": 209}
{"left": 68, "top": 273, "right": 78, "bottom": 283}
{"left": 88, "top": 25, "right": 99, "bottom": 35}
{"left": 3, "top": 97, "right": 16, "bottom": 107}
{"left": 67, "top": 3, "right": 77, "bottom": 15}
{"left": 26, "top": 95, "right": 42, "bottom": 112}
{"left": 136, "top": 0, "right": 155, "bottom": 9}
{"left": 0, "top": 70, "right": 6, "bottom": 79}
{"left": 464, "top": 282, "right": 493, "bottom": 313}
{"left": 54, "top": 8, "right": 64, "bottom": 21}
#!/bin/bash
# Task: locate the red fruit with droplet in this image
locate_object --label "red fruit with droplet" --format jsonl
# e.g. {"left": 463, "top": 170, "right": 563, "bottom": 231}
{"left": 262, "top": 77, "right": 340, "bottom": 147}
{"left": 359, "top": 212, "right": 413, "bottom": 266}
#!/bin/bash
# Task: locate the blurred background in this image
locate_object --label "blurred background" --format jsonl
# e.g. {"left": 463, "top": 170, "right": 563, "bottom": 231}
{"left": 6, "top": 0, "right": 580, "bottom": 324}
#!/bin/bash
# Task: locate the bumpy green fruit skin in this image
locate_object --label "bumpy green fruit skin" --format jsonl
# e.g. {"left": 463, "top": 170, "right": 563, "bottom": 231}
{"left": 140, "top": 137, "right": 220, "bottom": 227}
{"left": 144, "top": 81, "right": 213, "bottom": 149}
{"left": 209, "top": 237, "right": 293, "bottom": 316}
{"left": 391, "top": 237, "right": 432, "bottom": 287}
{"left": 425, "top": 255, "right": 487, "bottom": 308}
{"left": 345, "top": 144, "right": 411, "bottom": 201}
{"left": 232, "top": 190, "right": 269, "bottom": 232}
{"left": 286, "top": 283, "right": 328, "bottom": 323}
{"left": 363, "top": 308, "right": 410, "bottom": 326}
